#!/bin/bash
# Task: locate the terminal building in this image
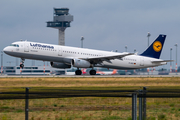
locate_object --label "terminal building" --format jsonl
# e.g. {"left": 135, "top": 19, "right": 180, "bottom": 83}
{"left": 1, "top": 66, "right": 66, "bottom": 75}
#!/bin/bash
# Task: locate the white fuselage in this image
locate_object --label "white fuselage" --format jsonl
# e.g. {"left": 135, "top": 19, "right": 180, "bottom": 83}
{"left": 3, "top": 41, "right": 166, "bottom": 70}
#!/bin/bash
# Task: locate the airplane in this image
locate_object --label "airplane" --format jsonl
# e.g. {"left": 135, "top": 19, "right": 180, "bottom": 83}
{"left": 3, "top": 34, "right": 173, "bottom": 75}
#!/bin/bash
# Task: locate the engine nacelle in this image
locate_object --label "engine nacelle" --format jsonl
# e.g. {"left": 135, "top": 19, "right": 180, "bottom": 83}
{"left": 50, "top": 62, "right": 71, "bottom": 69}
{"left": 72, "top": 59, "right": 91, "bottom": 68}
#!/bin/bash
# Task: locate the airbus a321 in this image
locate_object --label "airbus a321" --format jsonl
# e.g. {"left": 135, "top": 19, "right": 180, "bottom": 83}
{"left": 3, "top": 34, "right": 172, "bottom": 75}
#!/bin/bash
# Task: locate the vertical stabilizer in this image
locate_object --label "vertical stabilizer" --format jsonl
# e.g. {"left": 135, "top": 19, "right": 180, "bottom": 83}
{"left": 140, "top": 34, "right": 166, "bottom": 59}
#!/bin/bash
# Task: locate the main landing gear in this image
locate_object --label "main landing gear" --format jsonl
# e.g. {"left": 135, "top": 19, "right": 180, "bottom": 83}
{"left": 75, "top": 69, "right": 96, "bottom": 75}
{"left": 75, "top": 68, "right": 82, "bottom": 75}
{"left": 89, "top": 69, "right": 96, "bottom": 75}
{"left": 20, "top": 58, "right": 25, "bottom": 69}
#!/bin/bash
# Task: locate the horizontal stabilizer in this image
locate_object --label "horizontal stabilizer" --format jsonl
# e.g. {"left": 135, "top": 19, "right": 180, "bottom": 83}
{"left": 151, "top": 60, "right": 174, "bottom": 63}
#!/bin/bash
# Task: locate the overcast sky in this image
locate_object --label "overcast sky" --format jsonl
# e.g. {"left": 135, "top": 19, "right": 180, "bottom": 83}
{"left": 0, "top": 0, "right": 180, "bottom": 69}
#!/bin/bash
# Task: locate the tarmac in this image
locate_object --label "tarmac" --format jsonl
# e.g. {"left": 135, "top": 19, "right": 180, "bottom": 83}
{"left": 0, "top": 74, "right": 180, "bottom": 78}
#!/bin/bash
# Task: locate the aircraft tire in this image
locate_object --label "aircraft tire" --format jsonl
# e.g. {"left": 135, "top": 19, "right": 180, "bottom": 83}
{"left": 20, "top": 64, "right": 24, "bottom": 69}
{"left": 75, "top": 70, "right": 82, "bottom": 75}
{"left": 89, "top": 70, "right": 96, "bottom": 75}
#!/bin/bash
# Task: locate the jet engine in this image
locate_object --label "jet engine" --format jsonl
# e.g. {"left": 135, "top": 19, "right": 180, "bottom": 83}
{"left": 50, "top": 62, "right": 71, "bottom": 69}
{"left": 72, "top": 59, "right": 91, "bottom": 68}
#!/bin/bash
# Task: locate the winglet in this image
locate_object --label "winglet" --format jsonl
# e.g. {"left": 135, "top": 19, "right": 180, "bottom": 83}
{"left": 141, "top": 34, "right": 166, "bottom": 59}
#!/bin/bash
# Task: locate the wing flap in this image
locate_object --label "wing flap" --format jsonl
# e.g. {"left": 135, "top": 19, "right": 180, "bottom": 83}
{"left": 81, "top": 53, "right": 134, "bottom": 64}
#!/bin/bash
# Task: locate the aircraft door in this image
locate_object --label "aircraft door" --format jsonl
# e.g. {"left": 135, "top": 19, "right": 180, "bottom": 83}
{"left": 58, "top": 47, "right": 62, "bottom": 56}
{"left": 140, "top": 57, "right": 144, "bottom": 66}
{"left": 24, "top": 41, "right": 29, "bottom": 52}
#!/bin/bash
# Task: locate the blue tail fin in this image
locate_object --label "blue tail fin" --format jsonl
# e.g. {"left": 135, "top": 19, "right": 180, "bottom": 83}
{"left": 140, "top": 34, "right": 166, "bottom": 59}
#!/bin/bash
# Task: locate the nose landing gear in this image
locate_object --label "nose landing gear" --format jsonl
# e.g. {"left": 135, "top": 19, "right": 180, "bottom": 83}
{"left": 20, "top": 64, "right": 24, "bottom": 68}
{"left": 20, "top": 58, "right": 25, "bottom": 69}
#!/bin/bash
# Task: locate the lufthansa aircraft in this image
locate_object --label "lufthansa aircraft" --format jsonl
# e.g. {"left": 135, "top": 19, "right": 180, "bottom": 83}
{"left": 3, "top": 34, "right": 172, "bottom": 75}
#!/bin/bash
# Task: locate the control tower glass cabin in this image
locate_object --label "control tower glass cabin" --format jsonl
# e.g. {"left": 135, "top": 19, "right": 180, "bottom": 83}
{"left": 47, "top": 8, "right": 73, "bottom": 45}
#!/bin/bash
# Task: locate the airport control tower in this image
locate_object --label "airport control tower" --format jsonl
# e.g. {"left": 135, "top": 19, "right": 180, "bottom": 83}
{"left": 47, "top": 8, "right": 73, "bottom": 45}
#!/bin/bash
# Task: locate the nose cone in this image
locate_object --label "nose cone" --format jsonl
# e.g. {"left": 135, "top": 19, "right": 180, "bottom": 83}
{"left": 3, "top": 47, "right": 10, "bottom": 54}
{"left": 3, "top": 47, "right": 7, "bottom": 53}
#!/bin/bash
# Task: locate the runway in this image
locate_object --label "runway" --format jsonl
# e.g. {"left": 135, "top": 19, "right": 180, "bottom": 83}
{"left": 0, "top": 74, "right": 180, "bottom": 78}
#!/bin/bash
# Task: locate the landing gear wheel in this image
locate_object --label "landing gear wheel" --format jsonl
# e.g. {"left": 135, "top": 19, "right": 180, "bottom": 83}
{"left": 20, "top": 64, "right": 24, "bottom": 69}
{"left": 20, "top": 58, "right": 25, "bottom": 69}
{"left": 75, "top": 70, "right": 82, "bottom": 75}
{"left": 89, "top": 70, "right": 96, "bottom": 75}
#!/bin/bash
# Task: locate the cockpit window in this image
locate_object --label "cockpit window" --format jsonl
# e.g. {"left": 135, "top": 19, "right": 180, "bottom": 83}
{"left": 10, "top": 44, "right": 19, "bottom": 47}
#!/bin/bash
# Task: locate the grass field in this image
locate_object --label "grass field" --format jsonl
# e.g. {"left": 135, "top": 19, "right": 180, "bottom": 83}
{"left": 0, "top": 77, "right": 180, "bottom": 120}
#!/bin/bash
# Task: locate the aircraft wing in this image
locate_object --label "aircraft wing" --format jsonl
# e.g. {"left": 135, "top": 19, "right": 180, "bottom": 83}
{"left": 151, "top": 60, "right": 174, "bottom": 63}
{"left": 81, "top": 53, "right": 134, "bottom": 64}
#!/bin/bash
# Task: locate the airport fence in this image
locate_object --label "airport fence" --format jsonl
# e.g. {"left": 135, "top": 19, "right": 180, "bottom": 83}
{"left": 0, "top": 87, "right": 180, "bottom": 120}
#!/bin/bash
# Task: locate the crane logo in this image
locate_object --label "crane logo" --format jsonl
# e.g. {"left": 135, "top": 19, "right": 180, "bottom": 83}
{"left": 153, "top": 41, "right": 162, "bottom": 52}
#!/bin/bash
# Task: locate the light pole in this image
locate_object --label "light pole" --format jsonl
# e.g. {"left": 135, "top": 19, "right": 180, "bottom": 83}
{"left": 147, "top": 32, "right": 151, "bottom": 47}
{"left": 81, "top": 36, "right": 84, "bottom": 48}
{"left": 147, "top": 32, "right": 151, "bottom": 75}
{"left": 43, "top": 61, "right": 45, "bottom": 75}
{"left": 175, "top": 43, "right": 178, "bottom": 75}
{"left": 125, "top": 45, "right": 127, "bottom": 75}
{"left": 170, "top": 48, "right": 172, "bottom": 73}
{"left": 1, "top": 51, "right": 3, "bottom": 74}
{"left": 125, "top": 45, "right": 127, "bottom": 52}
